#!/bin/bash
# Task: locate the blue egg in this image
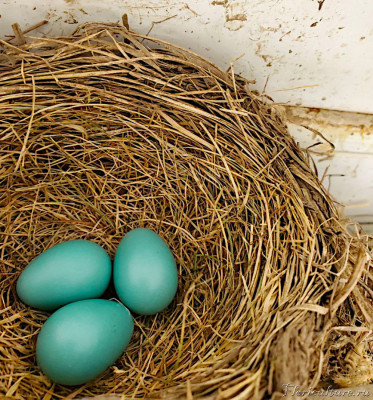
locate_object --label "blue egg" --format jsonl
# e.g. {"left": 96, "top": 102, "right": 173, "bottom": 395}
{"left": 36, "top": 299, "right": 133, "bottom": 385}
{"left": 17, "top": 240, "right": 112, "bottom": 310}
{"left": 114, "top": 228, "right": 178, "bottom": 315}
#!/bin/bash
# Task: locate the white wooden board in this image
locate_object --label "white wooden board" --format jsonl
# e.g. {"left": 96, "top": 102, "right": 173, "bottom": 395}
{"left": 0, "top": 0, "right": 372, "bottom": 228}
{"left": 1, "top": 0, "right": 372, "bottom": 113}
{"left": 287, "top": 107, "right": 373, "bottom": 232}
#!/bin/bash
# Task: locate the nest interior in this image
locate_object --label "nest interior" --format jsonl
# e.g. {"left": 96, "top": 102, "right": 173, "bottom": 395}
{"left": 0, "top": 22, "right": 372, "bottom": 400}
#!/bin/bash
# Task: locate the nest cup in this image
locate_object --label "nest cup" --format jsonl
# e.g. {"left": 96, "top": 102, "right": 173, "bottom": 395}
{"left": 0, "top": 22, "right": 372, "bottom": 400}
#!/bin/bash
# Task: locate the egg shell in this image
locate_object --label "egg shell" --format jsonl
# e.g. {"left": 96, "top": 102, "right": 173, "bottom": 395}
{"left": 36, "top": 299, "right": 133, "bottom": 385}
{"left": 114, "top": 228, "right": 178, "bottom": 315}
{"left": 17, "top": 240, "right": 112, "bottom": 310}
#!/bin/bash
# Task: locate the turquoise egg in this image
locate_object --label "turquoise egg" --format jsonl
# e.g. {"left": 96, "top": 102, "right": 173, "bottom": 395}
{"left": 114, "top": 228, "right": 178, "bottom": 315}
{"left": 17, "top": 240, "right": 111, "bottom": 310}
{"left": 36, "top": 299, "right": 133, "bottom": 385}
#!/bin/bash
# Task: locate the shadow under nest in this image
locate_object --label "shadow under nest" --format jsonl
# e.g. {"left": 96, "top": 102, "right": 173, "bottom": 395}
{"left": 0, "top": 22, "right": 372, "bottom": 400}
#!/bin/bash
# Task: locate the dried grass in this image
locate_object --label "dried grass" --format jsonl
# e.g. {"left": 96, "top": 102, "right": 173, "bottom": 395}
{"left": 0, "top": 22, "right": 372, "bottom": 400}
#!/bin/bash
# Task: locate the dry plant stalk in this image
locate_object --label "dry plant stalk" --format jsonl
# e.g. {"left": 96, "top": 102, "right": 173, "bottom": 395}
{"left": 0, "top": 22, "right": 372, "bottom": 400}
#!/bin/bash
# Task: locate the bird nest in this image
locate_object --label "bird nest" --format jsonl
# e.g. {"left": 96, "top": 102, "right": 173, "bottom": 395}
{"left": 0, "top": 22, "right": 372, "bottom": 400}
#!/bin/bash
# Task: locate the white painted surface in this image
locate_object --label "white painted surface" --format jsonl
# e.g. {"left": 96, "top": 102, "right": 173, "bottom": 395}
{"left": 1, "top": 0, "right": 372, "bottom": 113}
{"left": 0, "top": 0, "right": 372, "bottom": 228}
{"left": 287, "top": 108, "right": 373, "bottom": 231}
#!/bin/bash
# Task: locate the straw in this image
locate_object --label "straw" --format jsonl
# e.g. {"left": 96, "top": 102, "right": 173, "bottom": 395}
{"left": 0, "top": 22, "right": 372, "bottom": 400}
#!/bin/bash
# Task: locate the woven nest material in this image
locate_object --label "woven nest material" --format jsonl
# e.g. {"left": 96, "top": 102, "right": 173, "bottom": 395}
{"left": 1, "top": 22, "right": 373, "bottom": 400}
